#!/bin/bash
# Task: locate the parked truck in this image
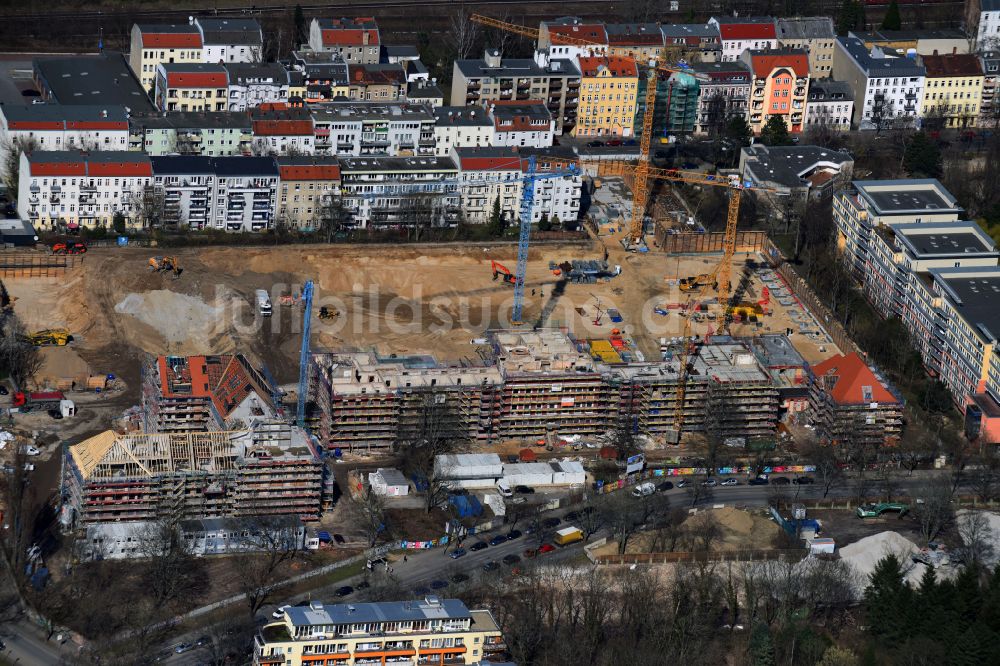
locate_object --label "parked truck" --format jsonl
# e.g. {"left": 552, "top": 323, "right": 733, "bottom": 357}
{"left": 554, "top": 526, "right": 584, "bottom": 547}
{"left": 13, "top": 391, "right": 67, "bottom": 413}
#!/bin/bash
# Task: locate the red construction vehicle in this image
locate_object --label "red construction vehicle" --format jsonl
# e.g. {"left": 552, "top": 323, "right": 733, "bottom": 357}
{"left": 491, "top": 260, "right": 516, "bottom": 285}
{"left": 13, "top": 391, "right": 66, "bottom": 413}
{"left": 51, "top": 241, "right": 87, "bottom": 255}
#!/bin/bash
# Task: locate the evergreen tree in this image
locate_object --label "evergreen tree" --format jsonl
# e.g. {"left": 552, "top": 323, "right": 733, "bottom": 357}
{"left": 749, "top": 623, "right": 776, "bottom": 666}
{"left": 902, "top": 132, "right": 942, "bottom": 178}
{"left": 488, "top": 195, "right": 505, "bottom": 237}
{"left": 760, "top": 116, "right": 792, "bottom": 146}
{"left": 538, "top": 212, "right": 551, "bottom": 232}
{"left": 881, "top": 0, "right": 902, "bottom": 31}
{"left": 724, "top": 116, "right": 753, "bottom": 147}
{"left": 836, "top": 0, "right": 864, "bottom": 36}
{"left": 864, "top": 554, "right": 913, "bottom": 645}
{"left": 552, "top": 214, "right": 562, "bottom": 230}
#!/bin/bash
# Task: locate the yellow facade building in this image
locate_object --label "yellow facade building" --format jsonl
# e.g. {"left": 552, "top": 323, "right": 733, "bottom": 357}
{"left": 129, "top": 23, "right": 205, "bottom": 92}
{"left": 253, "top": 597, "right": 506, "bottom": 666}
{"left": 574, "top": 56, "right": 639, "bottom": 137}
{"left": 920, "top": 54, "right": 984, "bottom": 129}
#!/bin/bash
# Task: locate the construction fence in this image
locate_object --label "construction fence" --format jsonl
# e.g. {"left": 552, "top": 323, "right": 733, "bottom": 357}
{"left": 0, "top": 252, "right": 83, "bottom": 277}
{"left": 653, "top": 228, "right": 771, "bottom": 255}
{"left": 590, "top": 548, "right": 806, "bottom": 566}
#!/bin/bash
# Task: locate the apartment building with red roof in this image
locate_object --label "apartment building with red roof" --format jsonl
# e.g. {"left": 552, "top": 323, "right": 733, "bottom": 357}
{"left": 18, "top": 151, "right": 153, "bottom": 231}
{"left": 276, "top": 156, "right": 341, "bottom": 229}
{"left": 539, "top": 18, "right": 609, "bottom": 62}
{"left": 143, "top": 353, "right": 277, "bottom": 433}
{"left": 155, "top": 63, "right": 229, "bottom": 112}
{"left": 0, "top": 105, "right": 129, "bottom": 164}
{"left": 708, "top": 16, "right": 778, "bottom": 61}
{"left": 487, "top": 100, "right": 555, "bottom": 148}
{"left": 250, "top": 104, "right": 316, "bottom": 155}
{"left": 308, "top": 17, "right": 381, "bottom": 64}
{"left": 809, "top": 352, "right": 903, "bottom": 446}
{"left": 130, "top": 22, "right": 205, "bottom": 91}
{"left": 573, "top": 56, "right": 639, "bottom": 137}
{"left": 740, "top": 48, "right": 810, "bottom": 134}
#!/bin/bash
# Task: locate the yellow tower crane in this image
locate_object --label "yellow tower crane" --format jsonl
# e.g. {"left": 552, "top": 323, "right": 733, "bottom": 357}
{"left": 470, "top": 14, "right": 698, "bottom": 249}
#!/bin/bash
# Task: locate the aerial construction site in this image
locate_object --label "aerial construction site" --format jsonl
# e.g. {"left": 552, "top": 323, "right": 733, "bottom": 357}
{"left": 5, "top": 219, "right": 840, "bottom": 453}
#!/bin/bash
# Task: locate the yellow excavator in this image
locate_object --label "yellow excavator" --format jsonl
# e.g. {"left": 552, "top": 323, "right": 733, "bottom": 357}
{"left": 148, "top": 256, "right": 183, "bottom": 277}
{"left": 26, "top": 328, "right": 73, "bottom": 346}
{"left": 679, "top": 272, "right": 716, "bottom": 293}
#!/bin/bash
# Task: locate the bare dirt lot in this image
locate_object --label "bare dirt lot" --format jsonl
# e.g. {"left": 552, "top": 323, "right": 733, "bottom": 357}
{"left": 6, "top": 240, "right": 840, "bottom": 392}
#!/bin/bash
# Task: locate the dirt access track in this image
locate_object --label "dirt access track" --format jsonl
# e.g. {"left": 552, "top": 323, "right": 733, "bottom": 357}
{"left": 5, "top": 240, "right": 837, "bottom": 387}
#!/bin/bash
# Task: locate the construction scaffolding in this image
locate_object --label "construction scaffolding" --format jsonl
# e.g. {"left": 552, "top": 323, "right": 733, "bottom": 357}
{"left": 64, "top": 422, "right": 323, "bottom": 527}
{"left": 310, "top": 329, "right": 784, "bottom": 450}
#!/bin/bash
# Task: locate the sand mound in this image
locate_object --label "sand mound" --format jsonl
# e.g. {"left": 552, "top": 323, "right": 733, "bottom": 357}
{"left": 114, "top": 290, "right": 226, "bottom": 352}
{"left": 839, "top": 531, "right": 920, "bottom": 592}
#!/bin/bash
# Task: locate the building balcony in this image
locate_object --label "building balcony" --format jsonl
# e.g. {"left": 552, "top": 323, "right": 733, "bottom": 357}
{"left": 29, "top": 184, "right": 40, "bottom": 193}
{"left": 28, "top": 194, "right": 38, "bottom": 204}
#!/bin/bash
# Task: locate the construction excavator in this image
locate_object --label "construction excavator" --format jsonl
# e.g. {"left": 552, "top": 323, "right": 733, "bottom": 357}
{"left": 318, "top": 306, "right": 338, "bottom": 320}
{"left": 491, "top": 260, "right": 516, "bottom": 285}
{"left": 26, "top": 328, "right": 73, "bottom": 346}
{"left": 679, "top": 272, "right": 716, "bottom": 293}
{"left": 148, "top": 256, "right": 183, "bottom": 277}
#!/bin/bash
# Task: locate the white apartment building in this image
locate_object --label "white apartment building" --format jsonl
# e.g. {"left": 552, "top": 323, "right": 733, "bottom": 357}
{"left": 524, "top": 150, "right": 583, "bottom": 227}
{"left": 338, "top": 156, "right": 460, "bottom": 229}
{"left": 224, "top": 62, "right": 290, "bottom": 112}
{"left": 250, "top": 105, "right": 315, "bottom": 156}
{"left": 537, "top": 19, "right": 609, "bottom": 62}
{"left": 690, "top": 61, "right": 751, "bottom": 135}
{"left": 832, "top": 37, "right": 925, "bottom": 130}
{"left": 488, "top": 100, "right": 554, "bottom": 148}
{"left": 978, "top": 0, "right": 1000, "bottom": 50}
{"left": 307, "top": 18, "right": 381, "bottom": 64}
{"left": 832, "top": 178, "right": 963, "bottom": 277}
{"left": 709, "top": 17, "right": 778, "bottom": 62}
{"left": 0, "top": 105, "right": 129, "bottom": 163}
{"left": 18, "top": 151, "right": 153, "bottom": 230}
{"left": 194, "top": 17, "right": 263, "bottom": 63}
{"left": 805, "top": 80, "right": 855, "bottom": 131}
{"left": 433, "top": 106, "right": 494, "bottom": 157}
{"left": 454, "top": 148, "right": 523, "bottom": 224}
{"left": 310, "top": 102, "right": 436, "bottom": 157}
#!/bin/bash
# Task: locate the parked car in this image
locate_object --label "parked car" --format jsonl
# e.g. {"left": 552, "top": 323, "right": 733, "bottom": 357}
{"left": 770, "top": 476, "right": 791, "bottom": 485}
{"left": 539, "top": 543, "right": 556, "bottom": 554}
{"left": 469, "top": 541, "right": 488, "bottom": 552}
{"left": 430, "top": 579, "right": 449, "bottom": 590}
{"left": 793, "top": 476, "right": 815, "bottom": 485}
{"left": 586, "top": 140, "right": 605, "bottom": 147}
{"left": 563, "top": 511, "right": 580, "bottom": 522}
{"left": 506, "top": 529, "right": 522, "bottom": 541}
{"left": 542, "top": 517, "right": 561, "bottom": 529}
{"left": 332, "top": 533, "right": 346, "bottom": 545}
{"left": 720, "top": 478, "right": 739, "bottom": 486}
{"left": 632, "top": 481, "right": 656, "bottom": 497}
{"left": 748, "top": 477, "right": 769, "bottom": 486}
{"left": 489, "top": 534, "right": 507, "bottom": 546}
{"left": 515, "top": 485, "right": 535, "bottom": 494}
{"left": 272, "top": 604, "right": 290, "bottom": 619}
{"left": 657, "top": 481, "right": 674, "bottom": 492}
{"left": 23, "top": 445, "right": 40, "bottom": 456}
{"left": 48, "top": 409, "right": 63, "bottom": 420}
{"left": 174, "top": 643, "right": 193, "bottom": 654}
{"left": 606, "top": 139, "right": 623, "bottom": 147}
{"left": 676, "top": 479, "right": 689, "bottom": 488}
{"left": 450, "top": 572, "right": 470, "bottom": 583}
{"left": 334, "top": 586, "right": 353, "bottom": 597}
{"left": 0, "top": 385, "right": 9, "bottom": 395}
{"left": 449, "top": 548, "right": 467, "bottom": 559}
{"left": 623, "top": 139, "right": 638, "bottom": 146}
{"left": 502, "top": 554, "right": 521, "bottom": 566}
{"left": 482, "top": 560, "right": 500, "bottom": 572}
{"left": 701, "top": 478, "right": 717, "bottom": 487}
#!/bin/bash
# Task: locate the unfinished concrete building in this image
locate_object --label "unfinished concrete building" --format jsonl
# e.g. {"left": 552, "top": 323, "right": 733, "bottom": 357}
{"left": 63, "top": 421, "right": 323, "bottom": 528}
{"left": 310, "top": 329, "right": 782, "bottom": 450}
{"left": 141, "top": 354, "right": 277, "bottom": 433}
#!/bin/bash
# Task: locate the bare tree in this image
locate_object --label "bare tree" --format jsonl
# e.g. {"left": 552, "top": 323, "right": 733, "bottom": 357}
{"left": 201, "top": 613, "right": 257, "bottom": 666}
{"left": 968, "top": 455, "right": 1000, "bottom": 503}
{"left": 597, "top": 491, "right": 655, "bottom": 555}
{"left": 397, "top": 395, "right": 469, "bottom": 513}
{"left": 0, "top": 315, "right": 43, "bottom": 389}
{"left": 449, "top": 7, "right": 482, "bottom": 60}
{"left": 126, "top": 184, "right": 166, "bottom": 229}
{"left": 801, "top": 437, "right": 845, "bottom": 498}
{"left": 1, "top": 135, "right": 38, "bottom": 194}
{"left": 133, "top": 517, "right": 205, "bottom": 607}
{"left": 314, "top": 193, "right": 351, "bottom": 242}
{"left": 236, "top": 515, "right": 303, "bottom": 617}
{"left": 911, "top": 477, "right": 955, "bottom": 545}
{"left": 957, "top": 510, "right": 996, "bottom": 568}
{"left": 684, "top": 511, "right": 722, "bottom": 552}
{"left": 346, "top": 488, "right": 389, "bottom": 547}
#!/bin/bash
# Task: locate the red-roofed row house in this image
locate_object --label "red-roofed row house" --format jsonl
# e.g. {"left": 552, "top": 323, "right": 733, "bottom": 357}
{"left": 708, "top": 16, "right": 778, "bottom": 62}
{"left": 740, "top": 48, "right": 811, "bottom": 134}
{"left": 18, "top": 151, "right": 153, "bottom": 231}
{"left": 155, "top": 63, "right": 230, "bottom": 112}
{"left": 250, "top": 103, "right": 316, "bottom": 155}
{"left": 308, "top": 17, "right": 381, "bottom": 65}
{"left": 130, "top": 23, "right": 205, "bottom": 91}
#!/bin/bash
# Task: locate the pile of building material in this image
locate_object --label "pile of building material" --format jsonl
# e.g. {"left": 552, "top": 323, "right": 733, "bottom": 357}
{"left": 550, "top": 260, "right": 621, "bottom": 283}
{"left": 838, "top": 531, "right": 920, "bottom": 595}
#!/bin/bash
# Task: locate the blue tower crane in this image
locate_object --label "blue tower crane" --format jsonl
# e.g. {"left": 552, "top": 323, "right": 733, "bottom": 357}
{"left": 296, "top": 280, "right": 314, "bottom": 427}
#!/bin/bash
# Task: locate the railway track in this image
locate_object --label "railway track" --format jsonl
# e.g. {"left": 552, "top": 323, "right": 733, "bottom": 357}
{"left": 0, "top": 0, "right": 623, "bottom": 21}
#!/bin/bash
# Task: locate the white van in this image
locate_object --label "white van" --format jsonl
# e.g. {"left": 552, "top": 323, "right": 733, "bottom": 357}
{"left": 255, "top": 289, "right": 272, "bottom": 317}
{"left": 632, "top": 482, "right": 655, "bottom": 497}
{"left": 496, "top": 481, "right": 513, "bottom": 497}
